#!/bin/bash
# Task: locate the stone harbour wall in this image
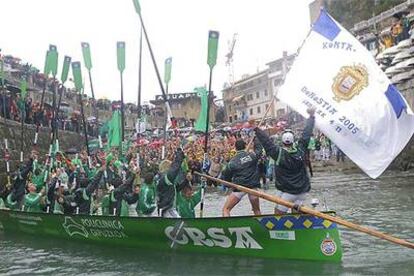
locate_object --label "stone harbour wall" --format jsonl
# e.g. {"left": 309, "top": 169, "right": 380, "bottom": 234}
{"left": 0, "top": 119, "right": 83, "bottom": 181}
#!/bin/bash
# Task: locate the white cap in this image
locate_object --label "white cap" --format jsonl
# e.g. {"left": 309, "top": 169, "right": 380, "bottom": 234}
{"left": 281, "top": 132, "right": 294, "bottom": 145}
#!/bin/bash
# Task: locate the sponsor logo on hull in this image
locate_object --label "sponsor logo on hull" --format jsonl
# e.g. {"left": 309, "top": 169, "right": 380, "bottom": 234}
{"left": 165, "top": 225, "right": 263, "bottom": 250}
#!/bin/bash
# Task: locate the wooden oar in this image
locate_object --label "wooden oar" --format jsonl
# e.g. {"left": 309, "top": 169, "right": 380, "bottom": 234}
{"left": 195, "top": 172, "right": 414, "bottom": 250}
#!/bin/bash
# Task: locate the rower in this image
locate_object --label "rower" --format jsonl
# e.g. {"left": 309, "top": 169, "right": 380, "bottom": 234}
{"left": 176, "top": 174, "right": 202, "bottom": 218}
{"left": 221, "top": 139, "right": 262, "bottom": 217}
{"left": 252, "top": 107, "right": 315, "bottom": 214}
{"left": 136, "top": 172, "right": 157, "bottom": 217}
{"left": 157, "top": 148, "right": 185, "bottom": 218}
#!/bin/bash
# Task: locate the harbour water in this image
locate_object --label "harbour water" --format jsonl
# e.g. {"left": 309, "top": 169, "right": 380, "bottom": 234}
{"left": 1, "top": 171, "right": 413, "bottom": 275}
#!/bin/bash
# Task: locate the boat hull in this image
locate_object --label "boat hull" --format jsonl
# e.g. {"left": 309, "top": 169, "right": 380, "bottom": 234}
{"left": 0, "top": 210, "right": 342, "bottom": 262}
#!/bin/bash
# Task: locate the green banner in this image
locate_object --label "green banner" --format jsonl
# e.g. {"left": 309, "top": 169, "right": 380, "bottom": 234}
{"left": 164, "top": 57, "right": 172, "bottom": 85}
{"left": 61, "top": 56, "right": 71, "bottom": 84}
{"left": 71, "top": 62, "right": 83, "bottom": 92}
{"left": 48, "top": 45, "right": 58, "bottom": 77}
{"left": 117, "top": 41, "right": 126, "bottom": 72}
{"left": 207, "top": 30, "right": 219, "bottom": 69}
{"left": 81, "top": 42, "right": 93, "bottom": 70}
{"left": 194, "top": 87, "right": 209, "bottom": 132}
{"left": 132, "top": 0, "right": 141, "bottom": 14}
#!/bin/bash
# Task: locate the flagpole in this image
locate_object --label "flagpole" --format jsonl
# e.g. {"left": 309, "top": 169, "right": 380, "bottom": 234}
{"left": 200, "top": 30, "right": 219, "bottom": 218}
{"left": 246, "top": 28, "right": 313, "bottom": 151}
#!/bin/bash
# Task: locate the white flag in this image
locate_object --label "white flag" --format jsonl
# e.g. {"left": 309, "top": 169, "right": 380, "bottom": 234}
{"left": 278, "top": 9, "right": 414, "bottom": 178}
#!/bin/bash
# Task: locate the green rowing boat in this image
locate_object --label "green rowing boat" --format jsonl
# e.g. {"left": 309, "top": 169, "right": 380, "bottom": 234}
{"left": 0, "top": 209, "right": 342, "bottom": 262}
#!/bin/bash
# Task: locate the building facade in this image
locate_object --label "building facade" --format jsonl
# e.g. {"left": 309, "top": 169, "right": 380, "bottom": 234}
{"left": 266, "top": 51, "right": 296, "bottom": 119}
{"left": 149, "top": 92, "right": 217, "bottom": 128}
{"left": 222, "top": 70, "right": 271, "bottom": 123}
{"left": 222, "top": 51, "right": 296, "bottom": 123}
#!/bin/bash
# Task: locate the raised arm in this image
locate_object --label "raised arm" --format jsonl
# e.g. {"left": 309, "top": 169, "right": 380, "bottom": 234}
{"left": 85, "top": 171, "right": 103, "bottom": 197}
{"left": 298, "top": 108, "right": 316, "bottom": 150}
{"left": 166, "top": 149, "right": 185, "bottom": 183}
{"left": 254, "top": 127, "right": 281, "bottom": 161}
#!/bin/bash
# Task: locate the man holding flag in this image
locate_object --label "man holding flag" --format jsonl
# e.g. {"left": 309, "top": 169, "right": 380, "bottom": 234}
{"left": 276, "top": 9, "right": 414, "bottom": 179}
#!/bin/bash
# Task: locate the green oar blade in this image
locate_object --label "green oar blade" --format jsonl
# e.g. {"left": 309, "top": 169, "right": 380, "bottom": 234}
{"left": 61, "top": 56, "right": 71, "bottom": 84}
{"left": 81, "top": 42, "right": 93, "bottom": 70}
{"left": 43, "top": 50, "right": 50, "bottom": 76}
{"left": 117, "top": 41, "right": 126, "bottom": 72}
{"left": 71, "top": 62, "right": 83, "bottom": 92}
{"left": 132, "top": 0, "right": 141, "bottom": 14}
{"left": 48, "top": 45, "right": 58, "bottom": 77}
{"left": 164, "top": 57, "right": 172, "bottom": 85}
{"left": 207, "top": 30, "right": 219, "bottom": 69}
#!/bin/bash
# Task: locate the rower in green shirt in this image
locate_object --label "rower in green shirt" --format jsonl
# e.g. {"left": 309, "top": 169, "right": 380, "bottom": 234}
{"left": 137, "top": 173, "right": 156, "bottom": 217}
{"left": 176, "top": 173, "right": 202, "bottom": 218}
{"left": 24, "top": 182, "right": 46, "bottom": 213}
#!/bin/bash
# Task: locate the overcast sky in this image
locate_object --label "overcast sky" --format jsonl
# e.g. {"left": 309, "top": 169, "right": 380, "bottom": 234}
{"left": 1, "top": 0, "right": 313, "bottom": 104}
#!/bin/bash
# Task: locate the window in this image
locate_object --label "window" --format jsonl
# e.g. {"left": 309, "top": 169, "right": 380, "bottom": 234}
{"left": 256, "top": 92, "right": 260, "bottom": 99}
{"left": 234, "top": 114, "right": 238, "bottom": 121}
{"left": 250, "top": 108, "right": 253, "bottom": 115}
{"left": 229, "top": 116, "right": 233, "bottom": 123}
{"left": 257, "top": 106, "right": 261, "bottom": 114}
{"left": 274, "top": 79, "right": 282, "bottom": 87}
{"left": 277, "top": 109, "right": 285, "bottom": 116}
{"left": 247, "top": 94, "right": 253, "bottom": 101}
{"left": 264, "top": 89, "right": 268, "bottom": 97}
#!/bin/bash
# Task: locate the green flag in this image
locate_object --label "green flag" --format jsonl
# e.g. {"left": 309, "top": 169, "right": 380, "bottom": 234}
{"left": 48, "top": 45, "right": 58, "bottom": 77}
{"left": 194, "top": 87, "right": 209, "bottom": 132}
{"left": 61, "top": 56, "right": 71, "bottom": 84}
{"left": 81, "top": 42, "right": 93, "bottom": 70}
{"left": 164, "top": 57, "right": 172, "bottom": 85}
{"left": 108, "top": 110, "right": 122, "bottom": 147}
{"left": 117, "top": 41, "right": 126, "bottom": 72}
{"left": 207, "top": 30, "right": 219, "bottom": 69}
{"left": 132, "top": 0, "right": 141, "bottom": 14}
{"left": 71, "top": 62, "right": 83, "bottom": 92}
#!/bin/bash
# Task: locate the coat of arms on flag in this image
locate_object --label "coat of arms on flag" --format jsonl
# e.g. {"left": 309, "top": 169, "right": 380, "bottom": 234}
{"left": 332, "top": 64, "right": 368, "bottom": 102}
